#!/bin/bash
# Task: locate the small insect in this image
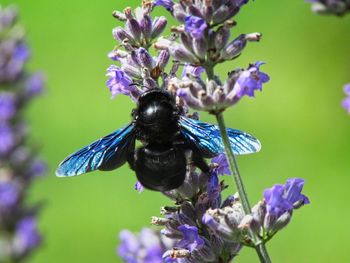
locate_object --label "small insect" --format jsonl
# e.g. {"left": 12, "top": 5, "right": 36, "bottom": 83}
{"left": 56, "top": 89, "right": 261, "bottom": 191}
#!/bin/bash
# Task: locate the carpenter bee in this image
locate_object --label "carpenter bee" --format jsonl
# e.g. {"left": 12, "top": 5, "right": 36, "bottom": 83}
{"left": 56, "top": 89, "right": 261, "bottom": 191}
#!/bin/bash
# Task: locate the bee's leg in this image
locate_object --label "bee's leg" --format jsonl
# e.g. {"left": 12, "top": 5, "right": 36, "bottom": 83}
{"left": 127, "top": 149, "right": 136, "bottom": 171}
{"left": 191, "top": 149, "right": 210, "bottom": 174}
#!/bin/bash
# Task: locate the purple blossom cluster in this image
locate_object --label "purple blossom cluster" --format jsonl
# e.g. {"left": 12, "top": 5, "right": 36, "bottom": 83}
{"left": 107, "top": 0, "right": 269, "bottom": 114}
{"left": 306, "top": 0, "right": 350, "bottom": 16}
{"left": 119, "top": 159, "right": 309, "bottom": 262}
{"left": 0, "top": 6, "right": 45, "bottom": 262}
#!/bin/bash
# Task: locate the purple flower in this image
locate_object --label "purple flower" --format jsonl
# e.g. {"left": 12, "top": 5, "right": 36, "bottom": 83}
{"left": 106, "top": 65, "right": 139, "bottom": 100}
{"left": 207, "top": 173, "right": 220, "bottom": 201}
{"left": 25, "top": 73, "right": 45, "bottom": 96}
{"left": 14, "top": 217, "right": 41, "bottom": 254}
{"left": 344, "top": 84, "right": 350, "bottom": 95}
{"left": 118, "top": 230, "right": 140, "bottom": 262}
{"left": 184, "top": 16, "right": 207, "bottom": 39}
{"left": 153, "top": 0, "right": 174, "bottom": 12}
{"left": 29, "top": 159, "right": 47, "bottom": 177}
{"left": 13, "top": 43, "right": 30, "bottom": 62}
{"left": 285, "top": 178, "right": 310, "bottom": 207}
{"left": 233, "top": 62, "right": 270, "bottom": 98}
{"left": 118, "top": 228, "right": 173, "bottom": 263}
{"left": 182, "top": 64, "right": 204, "bottom": 78}
{"left": 0, "top": 123, "right": 14, "bottom": 155}
{"left": 264, "top": 185, "right": 292, "bottom": 216}
{"left": 177, "top": 224, "right": 204, "bottom": 252}
{"left": 264, "top": 178, "right": 309, "bottom": 217}
{"left": 0, "top": 181, "right": 19, "bottom": 208}
{"left": 0, "top": 92, "right": 16, "bottom": 122}
{"left": 134, "top": 181, "right": 144, "bottom": 193}
{"left": 342, "top": 84, "right": 350, "bottom": 113}
{"left": 211, "top": 153, "right": 231, "bottom": 175}
{"left": 138, "top": 47, "right": 154, "bottom": 70}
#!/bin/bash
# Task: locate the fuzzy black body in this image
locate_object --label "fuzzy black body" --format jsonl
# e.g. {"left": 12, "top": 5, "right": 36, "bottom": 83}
{"left": 130, "top": 90, "right": 207, "bottom": 191}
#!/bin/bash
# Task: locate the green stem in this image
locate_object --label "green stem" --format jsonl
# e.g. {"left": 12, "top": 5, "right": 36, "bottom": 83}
{"left": 215, "top": 113, "right": 251, "bottom": 213}
{"left": 256, "top": 244, "right": 272, "bottom": 263}
{"left": 215, "top": 112, "right": 271, "bottom": 263}
{"left": 204, "top": 63, "right": 271, "bottom": 263}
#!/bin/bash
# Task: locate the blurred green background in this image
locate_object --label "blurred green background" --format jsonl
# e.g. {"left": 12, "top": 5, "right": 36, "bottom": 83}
{"left": 2, "top": 0, "right": 350, "bottom": 262}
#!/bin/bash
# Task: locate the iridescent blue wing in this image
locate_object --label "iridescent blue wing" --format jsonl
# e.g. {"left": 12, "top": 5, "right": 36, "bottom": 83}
{"left": 56, "top": 124, "right": 136, "bottom": 177}
{"left": 179, "top": 116, "right": 261, "bottom": 157}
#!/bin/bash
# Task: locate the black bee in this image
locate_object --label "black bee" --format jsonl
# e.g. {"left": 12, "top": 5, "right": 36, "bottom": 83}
{"left": 56, "top": 89, "right": 260, "bottom": 191}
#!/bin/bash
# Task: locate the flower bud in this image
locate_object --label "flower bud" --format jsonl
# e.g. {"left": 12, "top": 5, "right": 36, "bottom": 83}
{"left": 180, "top": 33, "right": 194, "bottom": 53}
{"left": 157, "top": 50, "right": 170, "bottom": 70}
{"left": 138, "top": 48, "right": 154, "bottom": 70}
{"left": 151, "top": 216, "right": 170, "bottom": 226}
{"left": 122, "top": 64, "right": 141, "bottom": 78}
{"left": 112, "top": 10, "right": 126, "bottom": 21}
{"left": 269, "top": 211, "right": 292, "bottom": 233}
{"left": 245, "top": 32, "right": 262, "bottom": 42}
{"left": 188, "top": 5, "right": 203, "bottom": 18}
{"left": 112, "top": 27, "right": 134, "bottom": 44}
{"left": 193, "top": 242, "right": 216, "bottom": 262}
{"left": 162, "top": 248, "right": 190, "bottom": 260}
{"left": 140, "top": 14, "right": 152, "bottom": 39}
{"left": 173, "top": 4, "right": 187, "bottom": 22}
{"left": 124, "top": 8, "right": 141, "bottom": 41}
{"left": 212, "top": 5, "right": 230, "bottom": 24}
{"left": 180, "top": 201, "right": 197, "bottom": 220}
{"left": 143, "top": 77, "right": 157, "bottom": 89}
{"left": 193, "top": 38, "right": 207, "bottom": 59}
{"left": 153, "top": 37, "right": 172, "bottom": 50}
{"left": 220, "top": 34, "right": 246, "bottom": 60}
{"left": 169, "top": 44, "right": 199, "bottom": 64}
{"left": 151, "top": 16, "right": 167, "bottom": 39}
{"left": 203, "top": 0, "right": 214, "bottom": 21}
{"left": 160, "top": 228, "right": 182, "bottom": 239}
{"left": 215, "top": 25, "right": 231, "bottom": 51}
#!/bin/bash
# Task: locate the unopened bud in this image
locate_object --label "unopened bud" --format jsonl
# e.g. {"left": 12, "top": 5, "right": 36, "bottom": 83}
{"left": 245, "top": 32, "right": 262, "bottom": 42}
{"left": 151, "top": 216, "right": 169, "bottom": 225}
{"left": 140, "top": 14, "right": 152, "bottom": 39}
{"left": 112, "top": 10, "right": 126, "bottom": 21}
{"left": 169, "top": 44, "right": 198, "bottom": 64}
{"left": 151, "top": 16, "right": 167, "bottom": 39}
{"left": 163, "top": 248, "right": 190, "bottom": 260}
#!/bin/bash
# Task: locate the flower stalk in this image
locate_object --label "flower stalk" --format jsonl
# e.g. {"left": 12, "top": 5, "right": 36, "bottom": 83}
{"left": 205, "top": 55, "right": 271, "bottom": 262}
{"left": 215, "top": 111, "right": 271, "bottom": 263}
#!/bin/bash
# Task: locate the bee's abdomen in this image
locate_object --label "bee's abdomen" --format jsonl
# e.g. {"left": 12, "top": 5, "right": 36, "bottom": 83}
{"left": 134, "top": 144, "right": 186, "bottom": 191}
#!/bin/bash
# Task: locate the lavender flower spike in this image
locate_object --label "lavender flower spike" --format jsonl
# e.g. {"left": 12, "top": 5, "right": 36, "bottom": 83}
{"left": 242, "top": 178, "right": 310, "bottom": 239}
{"left": 0, "top": 5, "right": 46, "bottom": 262}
